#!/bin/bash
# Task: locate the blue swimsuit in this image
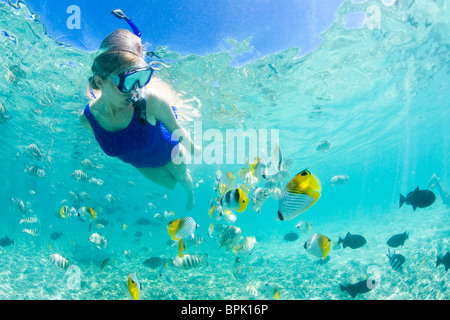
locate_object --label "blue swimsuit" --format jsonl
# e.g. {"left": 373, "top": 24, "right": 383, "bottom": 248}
{"left": 83, "top": 104, "right": 179, "bottom": 168}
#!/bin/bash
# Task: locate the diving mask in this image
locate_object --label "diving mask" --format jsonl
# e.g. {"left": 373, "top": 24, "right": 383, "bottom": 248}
{"left": 112, "top": 66, "right": 153, "bottom": 94}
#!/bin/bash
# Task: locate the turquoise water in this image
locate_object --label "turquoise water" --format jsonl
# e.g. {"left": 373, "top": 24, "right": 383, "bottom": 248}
{"left": 0, "top": 0, "right": 449, "bottom": 300}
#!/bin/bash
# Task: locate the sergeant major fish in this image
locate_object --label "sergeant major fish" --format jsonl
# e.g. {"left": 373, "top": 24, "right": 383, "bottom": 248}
{"left": 217, "top": 225, "right": 242, "bottom": 251}
{"left": 172, "top": 253, "right": 209, "bottom": 269}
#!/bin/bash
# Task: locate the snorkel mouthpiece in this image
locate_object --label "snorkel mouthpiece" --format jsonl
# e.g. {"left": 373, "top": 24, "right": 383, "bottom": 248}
{"left": 130, "top": 87, "right": 147, "bottom": 125}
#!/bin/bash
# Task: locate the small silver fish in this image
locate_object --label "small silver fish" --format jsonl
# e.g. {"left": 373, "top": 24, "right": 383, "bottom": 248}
{"left": 25, "top": 144, "right": 44, "bottom": 161}
{"left": 0, "top": 102, "right": 11, "bottom": 124}
{"left": 330, "top": 175, "right": 349, "bottom": 186}
{"left": 12, "top": 198, "right": 26, "bottom": 214}
{"left": 71, "top": 169, "right": 88, "bottom": 182}
{"left": 22, "top": 228, "right": 39, "bottom": 236}
{"left": 24, "top": 165, "right": 45, "bottom": 178}
{"left": 316, "top": 140, "right": 332, "bottom": 152}
{"left": 19, "top": 216, "right": 38, "bottom": 224}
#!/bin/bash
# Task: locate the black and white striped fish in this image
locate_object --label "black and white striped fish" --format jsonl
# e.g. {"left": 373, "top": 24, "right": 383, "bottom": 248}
{"left": 172, "top": 253, "right": 208, "bottom": 269}
{"left": 217, "top": 225, "right": 242, "bottom": 251}
{"left": 24, "top": 165, "right": 45, "bottom": 178}
{"left": 25, "top": 144, "right": 44, "bottom": 161}
{"left": 49, "top": 253, "right": 70, "bottom": 270}
{"left": 386, "top": 249, "right": 406, "bottom": 272}
{"left": 12, "top": 198, "right": 26, "bottom": 214}
{"left": 71, "top": 169, "right": 88, "bottom": 182}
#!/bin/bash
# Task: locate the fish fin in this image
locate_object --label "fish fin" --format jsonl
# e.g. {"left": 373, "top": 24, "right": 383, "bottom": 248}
{"left": 413, "top": 205, "right": 417, "bottom": 211}
{"left": 415, "top": 186, "right": 420, "bottom": 191}
{"left": 178, "top": 239, "right": 185, "bottom": 258}
{"left": 339, "top": 284, "right": 347, "bottom": 292}
{"left": 399, "top": 194, "right": 406, "bottom": 208}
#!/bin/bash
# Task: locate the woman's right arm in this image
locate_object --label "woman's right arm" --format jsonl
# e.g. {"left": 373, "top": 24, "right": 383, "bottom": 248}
{"left": 79, "top": 111, "right": 93, "bottom": 131}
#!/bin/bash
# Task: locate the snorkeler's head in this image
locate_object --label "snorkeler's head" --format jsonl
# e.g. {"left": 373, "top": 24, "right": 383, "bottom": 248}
{"left": 89, "top": 29, "right": 146, "bottom": 92}
{"left": 89, "top": 50, "right": 147, "bottom": 92}
{"left": 99, "top": 28, "right": 143, "bottom": 56}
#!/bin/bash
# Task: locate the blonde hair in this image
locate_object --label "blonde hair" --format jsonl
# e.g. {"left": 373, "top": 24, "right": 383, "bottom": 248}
{"left": 88, "top": 29, "right": 145, "bottom": 91}
{"left": 99, "top": 28, "right": 143, "bottom": 56}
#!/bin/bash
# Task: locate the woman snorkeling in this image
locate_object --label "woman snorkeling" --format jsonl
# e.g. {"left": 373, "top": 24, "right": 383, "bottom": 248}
{"left": 79, "top": 29, "right": 200, "bottom": 210}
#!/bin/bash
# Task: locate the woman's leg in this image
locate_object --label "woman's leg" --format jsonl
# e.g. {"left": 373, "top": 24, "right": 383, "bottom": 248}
{"left": 137, "top": 166, "right": 177, "bottom": 190}
{"left": 164, "top": 146, "right": 195, "bottom": 211}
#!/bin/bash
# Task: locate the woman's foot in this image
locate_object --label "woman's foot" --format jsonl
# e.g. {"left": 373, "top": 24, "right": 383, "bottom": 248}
{"left": 429, "top": 173, "right": 439, "bottom": 188}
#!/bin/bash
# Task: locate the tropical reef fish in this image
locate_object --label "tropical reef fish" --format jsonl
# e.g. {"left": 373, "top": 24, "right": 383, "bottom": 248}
{"left": 50, "top": 232, "right": 63, "bottom": 240}
{"left": 172, "top": 253, "right": 208, "bottom": 269}
{"left": 25, "top": 144, "right": 44, "bottom": 161}
{"left": 233, "top": 236, "right": 256, "bottom": 255}
{"left": 399, "top": 187, "right": 435, "bottom": 211}
{"left": 24, "top": 165, "right": 45, "bottom": 178}
{"left": 295, "top": 221, "right": 311, "bottom": 233}
{"left": 167, "top": 217, "right": 198, "bottom": 241}
{"left": 252, "top": 187, "right": 269, "bottom": 213}
{"left": 217, "top": 225, "right": 242, "bottom": 251}
{"left": 0, "top": 236, "right": 14, "bottom": 247}
{"left": 316, "top": 140, "right": 331, "bottom": 152}
{"left": 71, "top": 169, "right": 88, "bottom": 182}
{"left": 386, "top": 249, "right": 406, "bottom": 272}
{"left": 220, "top": 188, "right": 249, "bottom": 213}
{"left": 337, "top": 232, "right": 366, "bottom": 249}
{"left": 12, "top": 198, "right": 26, "bottom": 214}
{"left": 265, "top": 284, "right": 281, "bottom": 300}
{"left": 304, "top": 233, "right": 331, "bottom": 259}
{"left": 386, "top": 232, "right": 409, "bottom": 248}
{"left": 284, "top": 231, "right": 299, "bottom": 242}
{"left": 436, "top": 251, "right": 450, "bottom": 273}
{"left": 143, "top": 257, "right": 167, "bottom": 269}
{"left": 340, "top": 278, "right": 378, "bottom": 298}
{"left": 77, "top": 207, "right": 97, "bottom": 220}
{"left": 277, "top": 169, "right": 321, "bottom": 221}
{"left": 19, "top": 216, "right": 38, "bottom": 224}
{"left": 49, "top": 253, "right": 70, "bottom": 270}
{"left": 100, "top": 258, "right": 110, "bottom": 272}
{"left": 127, "top": 273, "right": 142, "bottom": 300}
{"left": 22, "top": 228, "right": 39, "bottom": 236}
{"left": 89, "top": 232, "right": 107, "bottom": 249}
{"left": 330, "top": 175, "right": 349, "bottom": 186}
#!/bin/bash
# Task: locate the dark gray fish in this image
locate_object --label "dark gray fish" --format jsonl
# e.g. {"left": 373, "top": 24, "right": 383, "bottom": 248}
{"left": 340, "top": 278, "right": 378, "bottom": 298}
{"left": 134, "top": 231, "right": 143, "bottom": 238}
{"left": 337, "top": 232, "right": 366, "bottom": 249}
{"left": 143, "top": 257, "right": 166, "bottom": 269}
{"left": 399, "top": 187, "right": 435, "bottom": 211}
{"left": 284, "top": 231, "right": 299, "bottom": 242}
{"left": 386, "top": 232, "right": 409, "bottom": 248}
{"left": 50, "top": 232, "right": 63, "bottom": 241}
{"left": 386, "top": 249, "right": 406, "bottom": 272}
{"left": 0, "top": 236, "right": 14, "bottom": 247}
{"left": 436, "top": 251, "right": 450, "bottom": 273}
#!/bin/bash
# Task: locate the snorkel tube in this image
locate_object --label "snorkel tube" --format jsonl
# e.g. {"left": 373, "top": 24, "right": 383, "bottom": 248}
{"left": 111, "top": 9, "right": 142, "bottom": 38}
{"left": 112, "top": 9, "right": 147, "bottom": 124}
